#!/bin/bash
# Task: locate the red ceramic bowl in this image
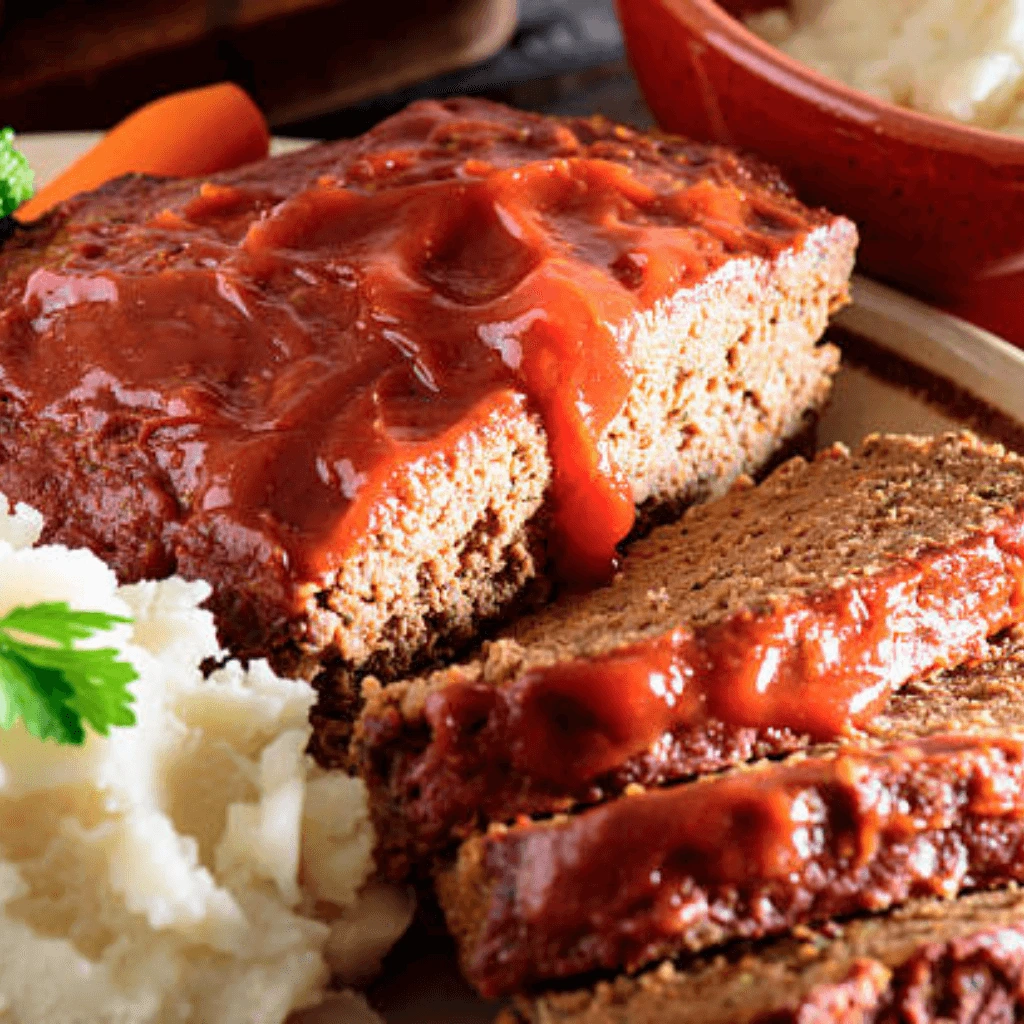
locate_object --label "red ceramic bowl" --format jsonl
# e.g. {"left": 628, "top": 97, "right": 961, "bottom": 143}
{"left": 617, "top": 0, "right": 1024, "bottom": 344}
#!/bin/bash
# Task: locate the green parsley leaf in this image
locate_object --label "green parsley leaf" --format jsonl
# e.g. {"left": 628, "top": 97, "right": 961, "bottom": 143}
{"left": 0, "top": 648, "right": 81, "bottom": 744}
{"left": 2, "top": 602, "right": 133, "bottom": 647}
{"left": 0, "top": 602, "right": 138, "bottom": 745}
{"left": 0, "top": 127, "right": 34, "bottom": 219}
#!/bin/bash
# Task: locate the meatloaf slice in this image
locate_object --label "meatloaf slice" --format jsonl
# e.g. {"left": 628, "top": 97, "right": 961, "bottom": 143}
{"left": 356, "top": 433, "right": 1024, "bottom": 876}
{"left": 504, "top": 887, "right": 1024, "bottom": 1024}
{"left": 441, "top": 735, "right": 1024, "bottom": 997}
{"left": 0, "top": 97, "right": 853, "bottom": 690}
{"left": 436, "top": 627, "right": 1024, "bottom": 996}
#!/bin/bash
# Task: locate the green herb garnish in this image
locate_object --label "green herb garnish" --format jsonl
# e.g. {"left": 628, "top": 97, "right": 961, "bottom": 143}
{"left": 0, "top": 602, "right": 138, "bottom": 744}
{"left": 0, "top": 127, "right": 34, "bottom": 219}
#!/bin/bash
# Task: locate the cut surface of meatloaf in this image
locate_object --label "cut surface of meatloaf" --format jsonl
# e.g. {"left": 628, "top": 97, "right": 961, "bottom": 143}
{"left": 356, "top": 432, "right": 1024, "bottom": 876}
{"left": 436, "top": 627, "right": 1024, "bottom": 996}
{"left": 504, "top": 887, "right": 1024, "bottom": 1024}
{"left": 0, "top": 97, "right": 853, "bottom": 687}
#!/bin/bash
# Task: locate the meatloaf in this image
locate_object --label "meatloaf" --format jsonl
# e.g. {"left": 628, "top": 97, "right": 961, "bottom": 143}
{"left": 440, "top": 686, "right": 1024, "bottom": 999}
{"left": 504, "top": 886, "right": 1024, "bottom": 1024}
{"left": 0, "top": 98, "right": 854, "bottom": 689}
{"left": 356, "top": 432, "right": 1024, "bottom": 876}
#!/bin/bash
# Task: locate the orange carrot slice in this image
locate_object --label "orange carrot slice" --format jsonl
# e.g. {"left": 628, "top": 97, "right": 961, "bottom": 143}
{"left": 16, "top": 82, "right": 269, "bottom": 222}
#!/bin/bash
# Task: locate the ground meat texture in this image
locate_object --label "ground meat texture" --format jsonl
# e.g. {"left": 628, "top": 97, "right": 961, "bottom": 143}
{"left": 503, "top": 887, "right": 1024, "bottom": 1024}
{"left": 357, "top": 434, "right": 1024, "bottom": 877}
{"left": 0, "top": 98, "right": 853, "bottom": 707}
{"left": 439, "top": 732, "right": 1024, "bottom": 997}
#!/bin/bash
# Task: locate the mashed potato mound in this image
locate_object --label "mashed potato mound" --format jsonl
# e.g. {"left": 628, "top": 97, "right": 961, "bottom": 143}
{"left": 747, "top": 0, "right": 1024, "bottom": 134}
{"left": 0, "top": 496, "right": 413, "bottom": 1024}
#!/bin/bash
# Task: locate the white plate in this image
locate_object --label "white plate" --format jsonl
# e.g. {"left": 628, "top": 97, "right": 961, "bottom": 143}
{"left": 15, "top": 134, "right": 1024, "bottom": 1024}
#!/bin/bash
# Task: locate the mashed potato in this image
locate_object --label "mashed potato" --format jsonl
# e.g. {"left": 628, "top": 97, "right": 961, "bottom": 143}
{"left": 0, "top": 497, "right": 413, "bottom": 1024}
{"left": 747, "top": 0, "right": 1024, "bottom": 134}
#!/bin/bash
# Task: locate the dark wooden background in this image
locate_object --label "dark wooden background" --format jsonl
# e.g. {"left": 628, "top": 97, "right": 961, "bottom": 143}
{"left": 0, "top": 0, "right": 654, "bottom": 136}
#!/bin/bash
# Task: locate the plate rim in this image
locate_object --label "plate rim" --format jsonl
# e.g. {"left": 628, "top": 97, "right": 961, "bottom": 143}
{"left": 837, "top": 276, "right": 1024, "bottom": 424}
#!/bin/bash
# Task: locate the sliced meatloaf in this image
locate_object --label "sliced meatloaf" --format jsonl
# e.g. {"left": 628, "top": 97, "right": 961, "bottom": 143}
{"left": 356, "top": 433, "right": 1024, "bottom": 876}
{"left": 504, "top": 887, "right": 1024, "bottom": 1024}
{"left": 0, "top": 98, "right": 854, "bottom": 691}
{"left": 441, "top": 736, "right": 1024, "bottom": 996}
{"left": 436, "top": 627, "right": 1024, "bottom": 996}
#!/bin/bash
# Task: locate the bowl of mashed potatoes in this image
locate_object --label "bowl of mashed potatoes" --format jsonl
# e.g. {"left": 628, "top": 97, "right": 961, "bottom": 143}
{"left": 616, "top": 0, "right": 1024, "bottom": 344}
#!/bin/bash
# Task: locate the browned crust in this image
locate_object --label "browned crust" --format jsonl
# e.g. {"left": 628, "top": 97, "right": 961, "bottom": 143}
{"left": 504, "top": 887, "right": 1024, "bottom": 1024}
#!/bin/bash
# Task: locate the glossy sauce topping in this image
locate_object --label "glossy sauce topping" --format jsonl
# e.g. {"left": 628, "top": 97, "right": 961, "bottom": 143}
{"left": 784, "top": 927, "right": 1024, "bottom": 1024}
{"left": 423, "top": 515, "right": 1024, "bottom": 792}
{"left": 0, "top": 99, "right": 824, "bottom": 596}
{"left": 463, "top": 734, "right": 1024, "bottom": 996}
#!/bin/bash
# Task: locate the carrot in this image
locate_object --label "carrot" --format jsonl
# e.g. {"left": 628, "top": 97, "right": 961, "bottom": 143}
{"left": 16, "top": 82, "right": 270, "bottom": 222}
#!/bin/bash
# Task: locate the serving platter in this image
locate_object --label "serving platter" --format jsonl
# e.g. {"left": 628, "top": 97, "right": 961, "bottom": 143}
{"left": 17, "top": 134, "right": 1024, "bottom": 1024}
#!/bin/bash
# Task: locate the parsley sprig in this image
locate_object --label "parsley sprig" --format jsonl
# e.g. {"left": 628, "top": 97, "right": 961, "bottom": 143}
{"left": 0, "top": 127, "right": 33, "bottom": 219}
{"left": 0, "top": 602, "right": 138, "bottom": 744}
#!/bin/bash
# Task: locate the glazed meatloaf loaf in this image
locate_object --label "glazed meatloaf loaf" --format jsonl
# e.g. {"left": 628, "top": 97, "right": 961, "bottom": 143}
{"left": 0, "top": 98, "right": 854, "bottom": 690}
{"left": 356, "top": 432, "right": 1024, "bottom": 876}
{"left": 504, "top": 886, "right": 1024, "bottom": 1024}
{"left": 438, "top": 627, "right": 1024, "bottom": 997}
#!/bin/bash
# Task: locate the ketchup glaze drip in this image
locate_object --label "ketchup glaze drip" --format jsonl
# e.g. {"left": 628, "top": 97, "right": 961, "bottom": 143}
{"left": 0, "top": 100, "right": 821, "bottom": 596}
{"left": 422, "top": 516, "right": 1024, "bottom": 791}
{"left": 460, "top": 734, "right": 1024, "bottom": 997}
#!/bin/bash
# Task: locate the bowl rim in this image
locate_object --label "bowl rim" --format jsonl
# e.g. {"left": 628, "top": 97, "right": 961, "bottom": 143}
{"left": 653, "top": 0, "right": 1024, "bottom": 157}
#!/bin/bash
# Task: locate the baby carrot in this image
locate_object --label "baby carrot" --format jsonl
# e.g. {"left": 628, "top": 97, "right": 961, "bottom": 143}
{"left": 16, "top": 82, "right": 270, "bottom": 222}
